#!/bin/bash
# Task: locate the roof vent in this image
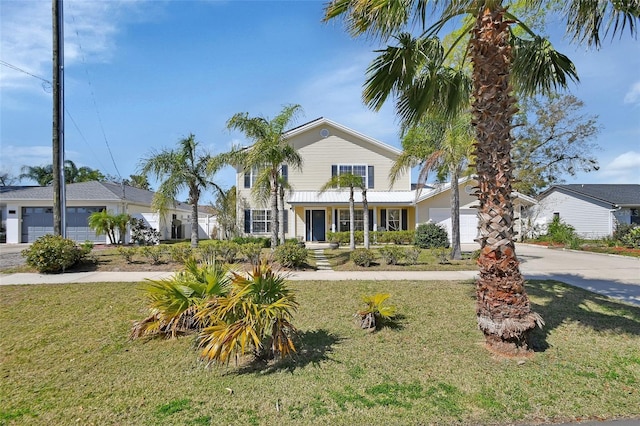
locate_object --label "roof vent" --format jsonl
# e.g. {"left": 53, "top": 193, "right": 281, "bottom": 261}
{"left": 320, "top": 128, "right": 329, "bottom": 138}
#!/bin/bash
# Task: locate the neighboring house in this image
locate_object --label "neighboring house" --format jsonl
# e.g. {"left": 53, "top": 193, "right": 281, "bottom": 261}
{"left": 536, "top": 184, "right": 640, "bottom": 239}
{"left": 236, "top": 118, "right": 536, "bottom": 244}
{"left": 0, "top": 181, "right": 217, "bottom": 244}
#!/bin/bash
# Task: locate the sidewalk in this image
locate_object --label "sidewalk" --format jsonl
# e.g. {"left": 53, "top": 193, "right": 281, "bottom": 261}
{"left": 0, "top": 269, "right": 479, "bottom": 285}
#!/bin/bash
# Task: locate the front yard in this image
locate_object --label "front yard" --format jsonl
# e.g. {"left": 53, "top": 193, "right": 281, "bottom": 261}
{"left": 1, "top": 279, "right": 639, "bottom": 425}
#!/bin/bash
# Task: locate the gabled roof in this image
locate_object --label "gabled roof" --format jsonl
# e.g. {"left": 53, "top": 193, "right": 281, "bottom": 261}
{"left": 284, "top": 117, "right": 402, "bottom": 156}
{"left": 0, "top": 181, "right": 191, "bottom": 211}
{"left": 540, "top": 184, "right": 640, "bottom": 207}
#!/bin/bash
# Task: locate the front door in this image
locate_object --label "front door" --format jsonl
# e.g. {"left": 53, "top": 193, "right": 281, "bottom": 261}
{"left": 305, "top": 209, "right": 326, "bottom": 241}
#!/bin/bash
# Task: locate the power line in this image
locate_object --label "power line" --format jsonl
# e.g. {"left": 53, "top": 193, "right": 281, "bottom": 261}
{"left": 0, "top": 59, "right": 52, "bottom": 91}
{"left": 70, "top": 14, "right": 122, "bottom": 181}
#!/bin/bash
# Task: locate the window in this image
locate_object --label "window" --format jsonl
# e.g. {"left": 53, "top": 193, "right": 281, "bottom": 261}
{"left": 338, "top": 209, "right": 364, "bottom": 232}
{"left": 332, "top": 164, "right": 374, "bottom": 189}
{"left": 386, "top": 208, "right": 401, "bottom": 231}
{"left": 243, "top": 167, "right": 263, "bottom": 189}
{"left": 251, "top": 209, "right": 272, "bottom": 233}
{"left": 631, "top": 208, "right": 640, "bottom": 225}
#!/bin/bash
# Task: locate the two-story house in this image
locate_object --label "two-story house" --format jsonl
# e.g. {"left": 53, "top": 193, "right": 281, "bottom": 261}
{"left": 236, "top": 118, "right": 536, "bottom": 244}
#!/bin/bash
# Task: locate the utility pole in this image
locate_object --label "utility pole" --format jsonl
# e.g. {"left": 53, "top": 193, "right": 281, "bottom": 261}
{"left": 52, "top": 0, "right": 66, "bottom": 236}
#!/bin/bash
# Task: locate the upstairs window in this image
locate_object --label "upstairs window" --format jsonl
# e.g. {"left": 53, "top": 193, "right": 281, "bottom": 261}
{"left": 331, "top": 164, "right": 374, "bottom": 189}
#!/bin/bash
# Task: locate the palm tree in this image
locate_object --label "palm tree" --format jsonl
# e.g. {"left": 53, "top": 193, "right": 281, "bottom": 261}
{"left": 319, "top": 172, "right": 367, "bottom": 250}
{"left": 227, "top": 104, "right": 304, "bottom": 249}
{"left": 139, "top": 134, "right": 223, "bottom": 248}
{"left": 324, "top": 0, "right": 638, "bottom": 355}
{"left": 19, "top": 164, "right": 54, "bottom": 186}
{"left": 391, "top": 114, "right": 475, "bottom": 260}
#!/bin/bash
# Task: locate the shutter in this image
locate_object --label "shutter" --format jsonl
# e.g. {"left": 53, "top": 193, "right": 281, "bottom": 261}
{"left": 281, "top": 164, "right": 288, "bottom": 183}
{"left": 244, "top": 172, "right": 251, "bottom": 188}
{"left": 381, "top": 209, "right": 387, "bottom": 229}
{"left": 368, "top": 209, "right": 374, "bottom": 231}
{"left": 244, "top": 209, "right": 251, "bottom": 233}
{"left": 334, "top": 208, "right": 338, "bottom": 231}
{"left": 368, "top": 166, "right": 374, "bottom": 189}
{"left": 331, "top": 165, "right": 337, "bottom": 177}
{"left": 283, "top": 210, "right": 288, "bottom": 235}
{"left": 402, "top": 209, "right": 408, "bottom": 231}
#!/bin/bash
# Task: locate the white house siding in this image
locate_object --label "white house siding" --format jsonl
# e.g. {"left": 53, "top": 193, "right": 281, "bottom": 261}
{"left": 536, "top": 190, "right": 613, "bottom": 238}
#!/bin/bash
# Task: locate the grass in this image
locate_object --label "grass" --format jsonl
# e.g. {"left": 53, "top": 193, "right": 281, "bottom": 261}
{"left": 325, "top": 247, "right": 477, "bottom": 271}
{"left": 1, "top": 279, "right": 639, "bottom": 425}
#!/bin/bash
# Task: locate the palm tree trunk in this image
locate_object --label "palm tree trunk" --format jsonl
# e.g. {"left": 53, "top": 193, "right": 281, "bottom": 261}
{"left": 363, "top": 190, "right": 369, "bottom": 249}
{"left": 189, "top": 187, "right": 199, "bottom": 248}
{"left": 349, "top": 187, "right": 355, "bottom": 250}
{"left": 470, "top": 6, "right": 542, "bottom": 355}
{"left": 450, "top": 165, "right": 462, "bottom": 260}
{"left": 270, "top": 174, "right": 279, "bottom": 249}
{"left": 278, "top": 184, "right": 285, "bottom": 245}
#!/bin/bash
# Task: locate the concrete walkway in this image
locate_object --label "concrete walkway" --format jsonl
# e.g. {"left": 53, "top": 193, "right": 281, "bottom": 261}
{"left": 1, "top": 243, "right": 639, "bottom": 306}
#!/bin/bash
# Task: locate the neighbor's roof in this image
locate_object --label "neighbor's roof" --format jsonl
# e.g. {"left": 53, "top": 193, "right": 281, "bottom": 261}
{"left": 287, "top": 190, "right": 416, "bottom": 205}
{"left": 541, "top": 184, "right": 640, "bottom": 207}
{"left": 0, "top": 181, "right": 191, "bottom": 210}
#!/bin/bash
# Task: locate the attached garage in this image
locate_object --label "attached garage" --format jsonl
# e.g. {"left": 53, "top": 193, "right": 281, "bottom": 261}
{"left": 21, "top": 206, "right": 105, "bottom": 243}
{"left": 428, "top": 208, "right": 478, "bottom": 244}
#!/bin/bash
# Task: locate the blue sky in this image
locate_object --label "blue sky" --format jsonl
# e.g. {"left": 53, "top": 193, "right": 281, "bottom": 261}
{"left": 1, "top": 0, "right": 639, "bottom": 204}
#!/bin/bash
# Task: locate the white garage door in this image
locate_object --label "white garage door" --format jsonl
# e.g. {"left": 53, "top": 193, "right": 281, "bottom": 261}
{"left": 428, "top": 208, "right": 478, "bottom": 244}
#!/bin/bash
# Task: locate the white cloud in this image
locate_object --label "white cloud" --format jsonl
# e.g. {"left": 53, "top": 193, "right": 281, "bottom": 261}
{"left": 0, "top": 0, "right": 150, "bottom": 92}
{"left": 599, "top": 151, "right": 640, "bottom": 184}
{"left": 624, "top": 82, "right": 640, "bottom": 105}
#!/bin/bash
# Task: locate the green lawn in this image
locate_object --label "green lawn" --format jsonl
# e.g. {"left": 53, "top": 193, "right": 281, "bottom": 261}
{"left": 1, "top": 279, "right": 639, "bottom": 425}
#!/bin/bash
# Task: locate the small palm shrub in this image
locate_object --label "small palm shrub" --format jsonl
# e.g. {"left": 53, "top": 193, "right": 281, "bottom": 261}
{"left": 404, "top": 246, "right": 421, "bottom": 265}
{"left": 350, "top": 248, "right": 375, "bottom": 267}
{"left": 131, "top": 259, "right": 230, "bottom": 339}
{"left": 356, "top": 293, "right": 397, "bottom": 331}
{"left": 274, "top": 242, "right": 308, "bottom": 269}
{"left": 378, "top": 245, "right": 404, "bottom": 265}
{"left": 613, "top": 222, "right": 637, "bottom": 243}
{"left": 622, "top": 227, "right": 640, "bottom": 248}
{"left": 196, "top": 261, "right": 298, "bottom": 364}
{"left": 414, "top": 223, "right": 450, "bottom": 249}
{"left": 117, "top": 246, "right": 137, "bottom": 263}
{"left": 21, "top": 234, "right": 86, "bottom": 273}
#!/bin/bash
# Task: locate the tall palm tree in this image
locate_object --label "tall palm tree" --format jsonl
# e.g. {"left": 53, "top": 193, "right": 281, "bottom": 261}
{"left": 319, "top": 172, "right": 367, "bottom": 250}
{"left": 139, "top": 134, "right": 223, "bottom": 248}
{"left": 20, "top": 164, "right": 54, "bottom": 186}
{"left": 391, "top": 114, "right": 475, "bottom": 260}
{"left": 227, "top": 104, "right": 304, "bottom": 249}
{"left": 324, "top": 0, "right": 638, "bottom": 355}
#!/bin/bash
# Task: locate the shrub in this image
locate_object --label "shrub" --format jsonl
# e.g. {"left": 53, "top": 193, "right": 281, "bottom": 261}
{"left": 355, "top": 293, "right": 397, "bottom": 330}
{"left": 545, "top": 217, "right": 580, "bottom": 245}
{"left": 139, "top": 245, "right": 165, "bottom": 264}
{"left": 117, "top": 246, "right": 137, "bottom": 263}
{"left": 621, "top": 227, "right": 640, "bottom": 248}
{"left": 131, "top": 259, "right": 230, "bottom": 339}
{"left": 196, "top": 261, "right": 298, "bottom": 364}
{"left": 378, "top": 245, "right": 404, "bottom": 265}
{"left": 350, "top": 248, "right": 375, "bottom": 267}
{"left": 274, "top": 241, "right": 308, "bottom": 269}
{"left": 231, "top": 236, "right": 271, "bottom": 248}
{"left": 414, "top": 223, "right": 450, "bottom": 249}
{"left": 130, "top": 218, "right": 160, "bottom": 246}
{"left": 404, "top": 246, "right": 421, "bottom": 265}
{"left": 216, "top": 241, "right": 240, "bottom": 263}
{"left": 169, "top": 244, "right": 193, "bottom": 263}
{"left": 613, "top": 222, "right": 637, "bottom": 243}
{"left": 241, "top": 242, "right": 263, "bottom": 266}
{"left": 198, "top": 241, "right": 218, "bottom": 264}
{"left": 21, "top": 234, "right": 85, "bottom": 273}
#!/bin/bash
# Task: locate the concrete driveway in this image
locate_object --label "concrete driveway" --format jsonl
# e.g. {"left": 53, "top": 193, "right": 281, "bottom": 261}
{"left": 516, "top": 244, "right": 640, "bottom": 306}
